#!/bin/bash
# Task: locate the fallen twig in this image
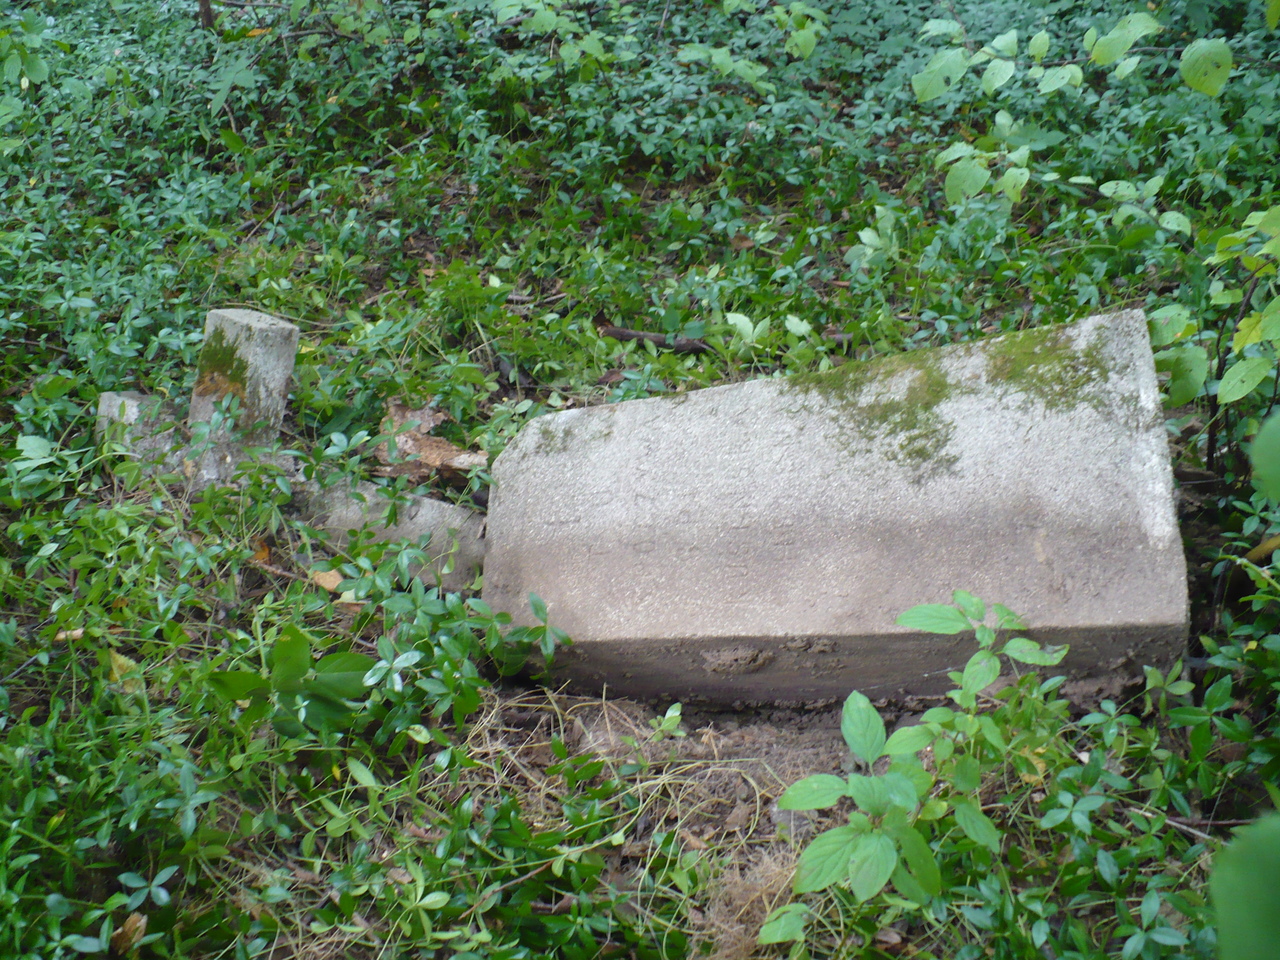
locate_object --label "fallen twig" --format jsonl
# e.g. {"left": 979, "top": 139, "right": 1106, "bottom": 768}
{"left": 598, "top": 325, "right": 710, "bottom": 354}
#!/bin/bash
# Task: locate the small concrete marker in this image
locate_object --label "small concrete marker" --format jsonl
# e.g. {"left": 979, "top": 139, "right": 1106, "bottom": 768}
{"left": 189, "top": 308, "right": 300, "bottom": 441}
{"left": 186, "top": 308, "right": 300, "bottom": 485}
{"left": 482, "top": 310, "right": 1188, "bottom": 703}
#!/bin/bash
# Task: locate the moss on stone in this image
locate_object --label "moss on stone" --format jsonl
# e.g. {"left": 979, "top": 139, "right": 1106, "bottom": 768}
{"left": 783, "top": 321, "right": 1117, "bottom": 477}
{"left": 193, "top": 327, "right": 249, "bottom": 401}
{"left": 984, "top": 324, "right": 1111, "bottom": 412}
{"left": 786, "top": 348, "right": 965, "bottom": 476}
{"left": 531, "top": 410, "right": 615, "bottom": 456}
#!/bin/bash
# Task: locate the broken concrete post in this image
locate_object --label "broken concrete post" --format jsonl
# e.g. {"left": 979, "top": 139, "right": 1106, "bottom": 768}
{"left": 482, "top": 309, "right": 1188, "bottom": 704}
{"left": 186, "top": 309, "right": 300, "bottom": 485}
{"left": 96, "top": 391, "right": 182, "bottom": 468}
{"left": 189, "top": 308, "right": 299, "bottom": 441}
{"left": 299, "top": 481, "right": 486, "bottom": 593}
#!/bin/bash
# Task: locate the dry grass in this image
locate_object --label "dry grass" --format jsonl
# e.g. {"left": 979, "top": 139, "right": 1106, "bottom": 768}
{"left": 192, "top": 686, "right": 850, "bottom": 959}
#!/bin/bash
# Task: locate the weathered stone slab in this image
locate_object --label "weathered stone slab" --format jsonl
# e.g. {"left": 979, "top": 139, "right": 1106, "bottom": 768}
{"left": 482, "top": 310, "right": 1188, "bottom": 703}
{"left": 299, "top": 481, "right": 485, "bottom": 592}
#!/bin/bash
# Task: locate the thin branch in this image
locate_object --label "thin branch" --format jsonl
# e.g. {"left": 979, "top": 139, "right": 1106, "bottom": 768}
{"left": 598, "top": 325, "right": 710, "bottom": 354}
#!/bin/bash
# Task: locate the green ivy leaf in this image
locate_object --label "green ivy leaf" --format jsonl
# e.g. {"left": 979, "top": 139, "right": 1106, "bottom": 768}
{"left": 896, "top": 603, "right": 971, "bottom": 635}
{"left": 1180, "top": 38, "right": 1233, "bottom": 97}
{"left": 944, "top": 157, "right": 990, "bottom": 204}
{"left": 1217, "top": 356, "right": 1274, "bottom": 404}
{"left": 848, "top": 833, "right": 898, "bottom": 902}
{"left": 1268, "top": 0, "right": 1280, "bottom": 30}
{"left": 778, "top": 774, "right": 848, "bottom": 810}
{"left": 1155, "top": 345, "right": 1208, "bottom": 406}
{"left": 1001, "top": 637, "right": 1068, "bottom": 666}
{"left": 952, "top": 798, "right": 1002, "bottom": 852}
{"left": 794, "top": 825, "right": 861, "bottom": 893}
{"left": 1212, "top": 816, "right": 1280, "bottom": 960}
{"left": 841, "top": 690, "right": 886, "bottom": 763}
{"left": 912, "top": 47, "right": 968, "bottom": 102}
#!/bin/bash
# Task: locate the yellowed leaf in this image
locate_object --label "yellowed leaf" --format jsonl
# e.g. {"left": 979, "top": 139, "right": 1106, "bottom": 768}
{"left": 310, "top": 569, "right": 344, "bottom": 592}
{"left": 247, "top": 27, "right": 272, "bottom": 37}
{"left": 109, "top": 650, "right": 145, "bottom": 696}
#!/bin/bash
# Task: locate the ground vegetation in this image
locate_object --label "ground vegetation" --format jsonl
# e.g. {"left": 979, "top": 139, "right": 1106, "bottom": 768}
{"left": 2, "top": 0, "right": 1280, "bottom": 956}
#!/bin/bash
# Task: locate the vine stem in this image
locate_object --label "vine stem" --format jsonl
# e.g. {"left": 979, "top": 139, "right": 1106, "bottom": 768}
{"left": 1207, "top": 270, "right": 1264, "bottom": 474}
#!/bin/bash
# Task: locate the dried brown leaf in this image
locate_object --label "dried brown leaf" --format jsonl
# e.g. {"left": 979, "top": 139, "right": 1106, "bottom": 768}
{"left": 110, "top": 912, "right": 148, "bottom": 955}
{"left": 375, "top": 402, "right": 450, "bottom": 466}
{"left": 310, "top": 568, "right": 344, "bottom": 592}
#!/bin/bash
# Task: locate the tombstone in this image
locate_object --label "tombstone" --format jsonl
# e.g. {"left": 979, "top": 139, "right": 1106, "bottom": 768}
{"left": 297, "top": 481, "right": 486, "bottom": 593}
{"left": 185, "top": 308, "right": 300, "bottom": 484}
{"left": 481, "top": 310, "right": 1188, "bottom": 703}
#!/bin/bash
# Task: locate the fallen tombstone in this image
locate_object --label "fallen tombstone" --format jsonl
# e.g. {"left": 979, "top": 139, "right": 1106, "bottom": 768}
{"left": 482, "top": 309, "right": 1188, "bottom": 703}
{"left": 296, "top": 481, "right": 485, "bottom": 593}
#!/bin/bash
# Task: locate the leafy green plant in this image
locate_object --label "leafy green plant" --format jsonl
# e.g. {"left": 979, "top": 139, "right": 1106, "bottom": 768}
{"left": 208, "top": 622, "right": 375, "bottom": 738}
{"left": 762, "top": 593, "right": 1219, "bottom": 959}
{"left": 1211, "top": 813, "right": 1280, "bottom": 960}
